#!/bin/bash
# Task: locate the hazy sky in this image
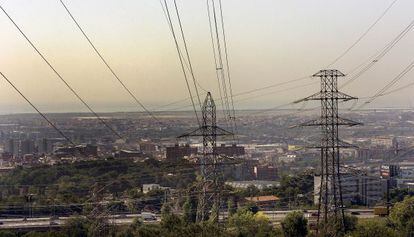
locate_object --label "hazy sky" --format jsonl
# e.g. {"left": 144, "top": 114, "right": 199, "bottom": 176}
{"left": 0, "top": 0, "right": 414, "bottom": 114}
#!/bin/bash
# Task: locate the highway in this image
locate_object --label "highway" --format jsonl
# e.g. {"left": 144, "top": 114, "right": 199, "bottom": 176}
{"left": 0, "top": 209, "right": 377, "bottom": 230}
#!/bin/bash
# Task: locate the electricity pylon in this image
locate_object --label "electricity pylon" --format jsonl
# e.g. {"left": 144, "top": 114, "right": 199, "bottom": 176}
{"left": 294, "top": 70, "right": 360, "bottom": 233}
{"left": 178, "top": 92, "right": 233, "bottom": 223}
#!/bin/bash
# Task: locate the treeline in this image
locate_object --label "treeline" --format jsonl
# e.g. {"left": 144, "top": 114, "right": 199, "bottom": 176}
{"left": 1, "top": 196, "right": 414, "bottom": 237}
{"left": 0, "top": 158, "right": 196, "bottom": 216}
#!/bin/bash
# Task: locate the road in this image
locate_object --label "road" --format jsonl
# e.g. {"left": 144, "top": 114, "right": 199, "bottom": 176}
{"left": 0, "top": 209, "right": 377, "bottom": 230}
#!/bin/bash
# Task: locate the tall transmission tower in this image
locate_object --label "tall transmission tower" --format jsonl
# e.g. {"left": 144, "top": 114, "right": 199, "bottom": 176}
{"left": 178, "top": 92, "right": 233, "bottom": 222}
{"left": 294, "top": 70, "right": 360, "bottom": 233}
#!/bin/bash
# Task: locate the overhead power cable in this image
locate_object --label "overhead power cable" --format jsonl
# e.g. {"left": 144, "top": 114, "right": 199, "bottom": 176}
{"left": 326, "top": 0, "right": 399, "bottom": 67}
{"left": 172, "top": 0, "right": 203, "bottom": 108}
{"left": 207, "top": 0, "right": 235, "bottom": 134}
{"left": 59, "top": 0, "right": 162, "bottom": 125}
{"left": 341, "top": 18, "right": 414, "bottom": 89}
{"left": 355, "top": 57, "right": 414, "bottom": 110}
{"left": 0, "top": 72, "right": 76, "bottom": 147}
{"left": 0, "top": 4, "right": 122, "bottom": 139}
{"left": 217, "top": 0, "right": 237, "bottom": 128}
{"left": 160, "top": 0, "right": 201, "bottom": 125}
{"left": 152, "top": 75, "right": 310, "bottom": 111}
{"left": 167, "top": 79, "right": 316, "bottom": 111}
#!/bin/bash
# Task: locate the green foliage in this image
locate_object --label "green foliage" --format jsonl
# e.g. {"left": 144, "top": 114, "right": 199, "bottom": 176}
{"left": 280, "top": 211, "right": 308, "bottom": 237}
{"left": 351, "top": 219, "right": 399, "bottom": 237}
{"left": 276, "top": 174, "right": 313, "bottom": 207}
{"left": 390, "top": 196, "right": 414, "bottom": 236}
{"left": 0, "top": 231, "right": 16, "bottom": 237}
{"left": 227, "top": 209, "right": 279, "bottom": 237}
{"left": 161, "top": 202, "right": 172, "bottom": 220}
{"left": 315, "top": 214, "right": 356, "bottom": 237}
{"left": 0, "top": 159, "right": 196, "bottom": 212}
{"left": 390, "top": 195, "right": 414, "bottom": 227}
{"left": 182, "top": 196, "right": 196, "bottom": 223}
{"left": 227, "top": 198, "right": 237, "bottom": 217}
{"left": 22, "top": 232, "right": 65, "bottom": 237}
{"left": 389, "top": 188, "right": 414, "bottom": 203}
{"left": 242, "top": 202, "right": 259, "bottom": 214}
{"left": 63, "top": 216, "right": 90, "bottom": 237}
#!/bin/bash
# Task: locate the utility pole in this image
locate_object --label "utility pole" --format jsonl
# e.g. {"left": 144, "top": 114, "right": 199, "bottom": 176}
{"left": 294, "top": 70, "right": 360, "bottom": 233}
{"left": 178, "top": 92, "right": 233, "bottom": 223}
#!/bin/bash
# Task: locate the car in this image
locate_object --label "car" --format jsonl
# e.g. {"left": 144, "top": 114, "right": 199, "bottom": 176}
{"left": 141, "top": 212, "right": 156, "bottom": 221}
{"left": 350, "top": 211, "right": 360, "bottom": 215}
{"left": 49, "top": 221, "right": 59, "bottom": 226}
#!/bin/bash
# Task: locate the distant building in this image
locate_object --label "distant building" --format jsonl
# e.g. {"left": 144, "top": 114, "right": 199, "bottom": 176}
{"left": 139, "top": 141, "right": 157, "bottom": 154}
{"left": 38, "top": 138, "right": 66, "bottom": 154}
{"left": 233, "top": 159, "right": 258, "bottom": 180}
{"left": 5, "top": 139, "right": 19, "bottom": 157}
{"left": 399, "top": 162, "right": 414, "bottom": 179}
{"left": 371, "top": 137, "right": 393, "bottom": 148}
{"left": 314, "top": 174, "right": 386, "bottom": 207}
{"left": 114, "top": 150, "right": 143, "bottom": 158}
{"left": 225, "top": 180, "right": 280, "bottom": 190}
{"left": 54, "top": 144, "right": 98, "bottom": 157}
{"left": 380, "top": 165, "right": 400, "bottom": 179}
{"left": 254, "top": 166, "right": 278, "bottom": 180}
{"left": 20, "top": 139, "right": 35, "bottom": 156}
{"left": 166, "top": 144, "right": 197, "bottom": 161}
{"left": 214, "top": 144, "right": 245, "bottom": 157}
{"left": 278, "top": 154, "right": 296, "bottom": 163}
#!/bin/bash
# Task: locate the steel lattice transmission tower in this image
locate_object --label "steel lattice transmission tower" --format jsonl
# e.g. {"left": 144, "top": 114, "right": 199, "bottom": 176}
{"left": 295, "top": 70, "right": 360, "bottom": 232}
{"left": 179, "top": 92, "right": 233, "bottom": 222}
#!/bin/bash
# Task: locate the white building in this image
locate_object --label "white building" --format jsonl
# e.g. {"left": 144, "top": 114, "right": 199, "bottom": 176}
{"left": 314, "top": 174, "right": 386, "bottom": 207}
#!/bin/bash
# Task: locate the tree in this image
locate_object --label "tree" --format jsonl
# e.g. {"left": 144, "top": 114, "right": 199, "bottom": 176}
{"left": 161, "top": 202, "right": 172, "bottom": 220}
{"left": 227, "top": 209, "right": 277, "bottom": 237}
{"left": 208, "top": 203, "right": 219, "bottom": 223}
{"left": 63, "top": 216, "right": 90, "bottom": 237}
{"left": 281, "top": 211, "right": 308, "bottom": 237}
{"left": 22, "top": 232, "right": 65, "bottom": 237}
{"left": 227, "top": 198, "right": 237, "bottom": 217}
{"left": 182, "top": 196, "right": 196, "bottom": 223}
{"left": 317, "top": 214, "right": 357, "bottom": 237}
{"left": 136, "top": 224, "right": 162, "bottom": 237}
{"left": 352, "top": 219, "right": 398, "bottom": 237}
{"left": 0, "top": 231, "right": 16, "bottom": 237}
{"left": 390, "top": 196, "right": 414, "bottom": 236}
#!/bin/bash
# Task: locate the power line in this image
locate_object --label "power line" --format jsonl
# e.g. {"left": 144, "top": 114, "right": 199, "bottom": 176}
{"left": 355, "top": 57, "right": 414, "bottom": 110}
{"left": 58, "top": 0, "right": 163, "bottom": 125}
{"left": 217, "top": 0, "right": 237, "bottom": 134}
{"left": 326, "top": 0, "right": 399, "bottom": 67}
{"left": 167, "top": 79, "right": 317, "bottom": 111}
{"left": 341, "top": 18, "right": 414, "bottom": 89}
{"left": 160, "top": 0, "right": 201, "bottom": 125}
{"left": 152, "top": 76, "right": 310, "bottom": 110}
{"left": 206, "top": 0, "right": 226, "bottom": 121}
{"left": 212, "top": 0, "right": 232, "bottom": 122}
{"left": 172, "top": 0, "right": 203, "bottom": 109}
{"left": 0, "top": 4, "right": 122, "bottom": 139}
{"left": 0, "top": 72, "right": 76, "bottom": 147}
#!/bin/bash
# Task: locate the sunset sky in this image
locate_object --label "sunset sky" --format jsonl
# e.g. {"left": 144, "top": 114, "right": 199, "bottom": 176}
{"left": 0, "top": 0, "right": 413, "bottom": 114}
